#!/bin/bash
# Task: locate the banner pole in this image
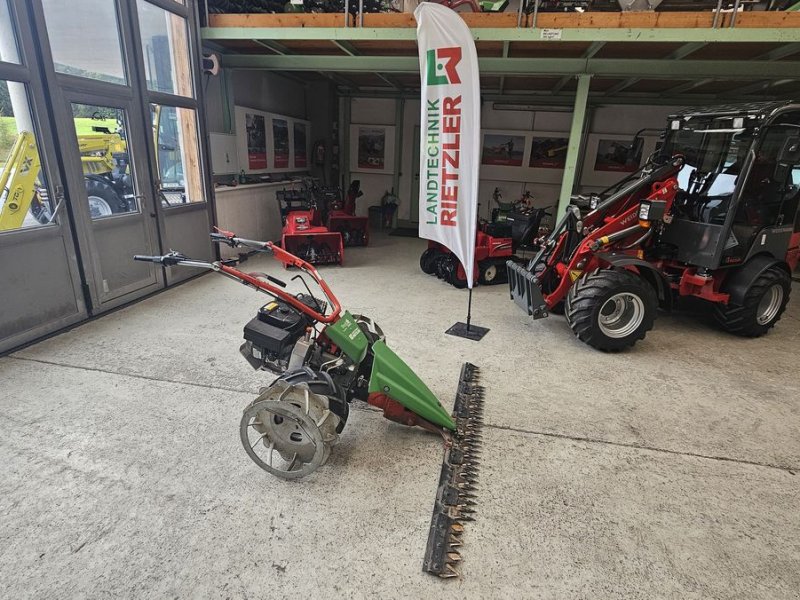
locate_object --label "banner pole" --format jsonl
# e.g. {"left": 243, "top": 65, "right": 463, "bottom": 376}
{"left": 466, "top": 288, "right": 473, "bottom": 331}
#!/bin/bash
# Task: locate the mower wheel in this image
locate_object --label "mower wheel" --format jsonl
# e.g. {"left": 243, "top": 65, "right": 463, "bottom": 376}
{"left": 565, "top": 269, "right": 657, "bottom": 352}
{"left": 478, "top": 259, "right": 507, "bottom": 285}
{"left": 420, "top": 248, "right": 441, "bottom": 275}
{"left": 714, "top": 267, "right": 790, "bottom": 337}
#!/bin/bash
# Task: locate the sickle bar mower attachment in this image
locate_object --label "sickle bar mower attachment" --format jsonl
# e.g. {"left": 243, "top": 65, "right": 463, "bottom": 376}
{"left": 423, "top": 363, "right": 485, "bottom": 578}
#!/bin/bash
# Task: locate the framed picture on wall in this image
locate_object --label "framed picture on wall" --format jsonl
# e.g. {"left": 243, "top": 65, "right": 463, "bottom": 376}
{"left": 581, "top": 133, "right": 658, "bottom": 188}
{"left": 293, "top": 121, "right": 308, "bottom": 169}
{"left": 481, "top": 132, "right": 525, "bottom": 167}
{"left": 272, "top": 118, "right": 290, "bottom": 169}
{"left": 593, "top": 137, "right": 643, "bottom": 173}
{"left": 350, "top": 124, "right": 396, "bottom": 174}
{"left": 245, "top": 111, "right": 267, "bottom": 170}
{"left": 529, "top": 136, "right": 569, "bottom": 169}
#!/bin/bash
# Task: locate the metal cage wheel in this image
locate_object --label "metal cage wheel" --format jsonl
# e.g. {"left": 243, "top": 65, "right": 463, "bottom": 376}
{"left": 240, "top": 382, "right": 338, "bottom": 480}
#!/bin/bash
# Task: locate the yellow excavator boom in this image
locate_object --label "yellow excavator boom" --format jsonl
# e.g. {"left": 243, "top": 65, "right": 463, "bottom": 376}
{"left": 0, "top": 131, "right": 42, "bottom": 231}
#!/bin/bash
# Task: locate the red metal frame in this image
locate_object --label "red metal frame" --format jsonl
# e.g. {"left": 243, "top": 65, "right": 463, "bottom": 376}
{"left": 541, "top": 178, "right": 681, "bottom": 308}
{"left": 215, "top": 232, "right": 342, "bottom": 324}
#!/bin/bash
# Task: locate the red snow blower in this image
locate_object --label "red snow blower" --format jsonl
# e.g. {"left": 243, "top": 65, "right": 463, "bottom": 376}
{"left": 277, "top": 185, "right": 344, "bottom": 266}
{"left": 327, "top": 180, "right": 370, "bottom": 247}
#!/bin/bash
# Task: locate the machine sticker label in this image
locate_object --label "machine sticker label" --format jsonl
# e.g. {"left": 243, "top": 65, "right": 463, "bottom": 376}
{"left": 541, "top": 29, "right": 563, "bottom": 41}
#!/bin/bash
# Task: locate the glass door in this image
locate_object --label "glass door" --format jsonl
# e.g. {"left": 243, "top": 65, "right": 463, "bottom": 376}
{"left": 61, "top": 94, "right": 162, "bottom": 307}
{"left": 0, "top": 0, "right": 87, "bottom": 353}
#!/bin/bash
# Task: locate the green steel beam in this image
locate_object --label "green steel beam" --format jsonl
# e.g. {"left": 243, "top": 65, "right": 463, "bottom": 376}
{"left": 203, "top": 27, "right": 800, "bottom": 44}
{"left": 753, "top": 42, "right": 800, "bottom": 61}
{"left": 558, "top": 75, "right": 591, "bottom": 217}
{"left": 251, "top": 39, "right": 290, "bottom": 54}
{"left": 583, "top": 41, "right": 607, "bottom": 59}
{"left": 221, "top": 54, "right": 800, "bottom": 79}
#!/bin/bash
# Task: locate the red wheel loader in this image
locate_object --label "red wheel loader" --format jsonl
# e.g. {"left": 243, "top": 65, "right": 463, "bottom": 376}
{"left": 508, "top": 101, "right": 800, "bottom": 351}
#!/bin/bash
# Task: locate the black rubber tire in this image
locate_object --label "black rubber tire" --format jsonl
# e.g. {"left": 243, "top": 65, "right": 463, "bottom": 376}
{"left": 85, "top": 178, "right": 128, "bottom": 217}
{"left": 714, "top": 267, "right": 791, "bottom": 337}
{"left": 435, "top": 254, "right": 450, "bottom": 279}
{"left": 420, "top": 248, "right": 440, "bottom": 275}
{"left": 443, "top": 255, "right": 467, "bottom": 289}
{"left": 565, "top": 269, "right": 658, "bottom": 352}
{"left": 478, "top": 259, "right": 507, "bottom": 286}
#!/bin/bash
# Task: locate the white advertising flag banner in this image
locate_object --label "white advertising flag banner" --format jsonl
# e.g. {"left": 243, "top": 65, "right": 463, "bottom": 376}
{"left": 414, "top": 3, "right": 480, "bottom": 288}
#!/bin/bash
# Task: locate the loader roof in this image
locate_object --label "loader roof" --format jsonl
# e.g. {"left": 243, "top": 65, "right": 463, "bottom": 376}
{"left": 668, "top": 101, "right": 798, "bottom": 123}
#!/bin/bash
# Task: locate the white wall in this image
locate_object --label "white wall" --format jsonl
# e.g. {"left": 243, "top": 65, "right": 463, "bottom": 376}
{"left": 344, "top": 96, "right": 681, "bottom": 223}
{"left": 205, "top": 69, "right": 335, "bottom": 181}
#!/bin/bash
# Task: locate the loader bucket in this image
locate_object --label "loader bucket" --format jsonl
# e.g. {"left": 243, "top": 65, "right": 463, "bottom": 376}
{"left": 368, "top": 340, "right": 455, "bottom": 430}
{"left": 282, "top": 232, "right": 344, "bottom": 266}
{"left": 507, "top": 260, "right": 549, "bottom": 319}
{"left": 328, "top": 214, "right": 370, "bottom": 247}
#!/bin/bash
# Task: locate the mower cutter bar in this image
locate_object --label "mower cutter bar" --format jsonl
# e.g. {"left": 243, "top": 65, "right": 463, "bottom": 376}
{"left": 423, "top": 363, "right": 485, "bottom": 578}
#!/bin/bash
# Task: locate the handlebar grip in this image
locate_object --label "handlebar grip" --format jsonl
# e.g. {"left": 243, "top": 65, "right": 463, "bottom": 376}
{"left": 133, "top": 255, "right": 162, "bottom": 263}
{"left": 210, "top": 233, "right": 236, "bottom": 247}
{"left": 266, "top": 275, "right": 287, "bottom": 288}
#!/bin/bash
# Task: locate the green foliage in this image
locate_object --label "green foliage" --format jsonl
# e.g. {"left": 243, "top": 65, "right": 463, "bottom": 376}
{"left": 0, "top": 117, "right": 17, "bottom": 165}
{"left": 0, "top": 80, "right": 11, "bottom": 118}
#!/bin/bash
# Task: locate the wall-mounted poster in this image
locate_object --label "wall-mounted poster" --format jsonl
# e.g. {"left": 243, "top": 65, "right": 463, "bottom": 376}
{"left": 357, "top": 126, "right": 386, "bottom": 170}
{"left": 272, "top": 118, "right": 290, "bottom": 169}
{"left": 349, "top": 124, "right": 395, "bottom": 175}
{"left": 482, "top": 133, "right": 525, "bottom": 167}
{"left": 293, "top": 122, "right": 308, "bottom": 168}
{"left": 594, "top": 137, "right": 643, "bottom": 173}
{"left": 245, "top": 112, "right": 267, "bottom": 170}
{"left": 529, "top": 136, "right": 569, "bottom": 169}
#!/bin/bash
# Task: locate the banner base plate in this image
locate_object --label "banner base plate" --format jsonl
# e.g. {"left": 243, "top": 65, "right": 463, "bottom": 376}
{"left": 445, "top": 322, "right": 489, "bottom": 342}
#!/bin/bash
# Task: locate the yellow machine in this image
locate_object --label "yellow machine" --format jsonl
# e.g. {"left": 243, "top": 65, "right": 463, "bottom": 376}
{"left": 0, "top": 131, "right": 43, "bottom": 230}
{"left": 0, "top": 129, "right": 131, "bottom": 230}
{"left": 0, "top": 106, "right": 184, "bottom": 230}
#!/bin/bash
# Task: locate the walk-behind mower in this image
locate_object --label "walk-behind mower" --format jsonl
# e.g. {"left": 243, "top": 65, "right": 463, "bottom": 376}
{"left": 277, "top": 186, "right": 343, "bottom": 266}
{"left": 327, "top": 180, "right": 370, "bottom": 247}
{"left": 133, "top": 231, "right": 483, "bottom": 577}
{"left": 508, "top": 101, "right": 800, "bottom": 351}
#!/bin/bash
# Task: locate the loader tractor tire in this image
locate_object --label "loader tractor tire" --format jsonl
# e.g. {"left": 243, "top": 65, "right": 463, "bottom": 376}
{"left": 714, "top": 267, "right": 790, "bottom": 337}
{"left": 85, "top": 178, "right": 128, "bottom": 219}
{"left": 565, "top": 269, "right": 657, "bottom": 352}
{"left": 420, "top": 248, "right": 441, "bottom": 275}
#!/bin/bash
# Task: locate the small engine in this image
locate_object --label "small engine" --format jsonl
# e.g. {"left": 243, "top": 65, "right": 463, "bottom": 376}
{"left": 240, "top": 294, "right": 326, "bottom": 374}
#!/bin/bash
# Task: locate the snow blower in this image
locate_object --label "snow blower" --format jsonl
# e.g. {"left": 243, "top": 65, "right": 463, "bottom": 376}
{"left": 133, "top": 229, "right": 484, "bottom": 578}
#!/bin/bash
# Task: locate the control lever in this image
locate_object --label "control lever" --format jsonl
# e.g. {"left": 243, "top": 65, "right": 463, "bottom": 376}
{"left": 133, "top": 251, "right": 187, "bottom": 266}
{"left": 247, "top": 271, "right": 287, "bottom": 288}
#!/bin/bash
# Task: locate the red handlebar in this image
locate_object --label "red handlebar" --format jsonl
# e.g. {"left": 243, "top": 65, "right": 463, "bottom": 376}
{"left": 218, "top": 240, "right": 342, "bottom": 324}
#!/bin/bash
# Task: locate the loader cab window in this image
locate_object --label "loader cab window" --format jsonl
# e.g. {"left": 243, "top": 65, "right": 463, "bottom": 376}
{"left": 735, "top": 115, "right": 800, "bottom": 231}
{"left": 0, "top": 80, "right": 52, "bottom": 232}
{"left": 664, "top": 116, "right": 753, "bottom": 226}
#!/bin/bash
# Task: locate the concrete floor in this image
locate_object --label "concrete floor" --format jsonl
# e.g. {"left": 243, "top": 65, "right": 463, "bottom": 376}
{"left": 1, "top": 233, "right": 799, "bottom": 599}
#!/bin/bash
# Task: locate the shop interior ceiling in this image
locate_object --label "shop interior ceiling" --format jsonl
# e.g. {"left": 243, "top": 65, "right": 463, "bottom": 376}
{"left": 202, "top": 17, "right": 800, "bottom": 106}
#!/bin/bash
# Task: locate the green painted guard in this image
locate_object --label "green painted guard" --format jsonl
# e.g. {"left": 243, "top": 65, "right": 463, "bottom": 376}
{"left": 368, "top": 341, "right": 456, "bottom": 431}
{"left": 325, "top": 311, "right": 369, "bottom": 363}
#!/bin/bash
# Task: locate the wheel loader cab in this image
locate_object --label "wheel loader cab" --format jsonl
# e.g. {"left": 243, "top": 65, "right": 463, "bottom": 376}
{"left": 659, "top": 103, "right": 800, "bottom": 270}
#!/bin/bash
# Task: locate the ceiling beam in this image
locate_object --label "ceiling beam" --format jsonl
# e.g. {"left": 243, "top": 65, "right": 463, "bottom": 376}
{"left": 753, "top": 43, "right": 800, "bottom": 61}
{"left": 724, "top": 78, "right": 796, "bottom": 96}
{"left": 251, "top": 39, "right": 290, "bottom": 55}
{"left": 330, "top": 39, "right": 402, "bottom": 90}
{"left": 222, "top": 55, "right": 800, "bottom": 80}
{"left": 204, "top": 27, "right": 800, "bottom": 44}
{"left": 602, "top": 42, "right": 708, "bottom": 96}
{"left": 664, "top": 79, "right": 713, "bottom": 95}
